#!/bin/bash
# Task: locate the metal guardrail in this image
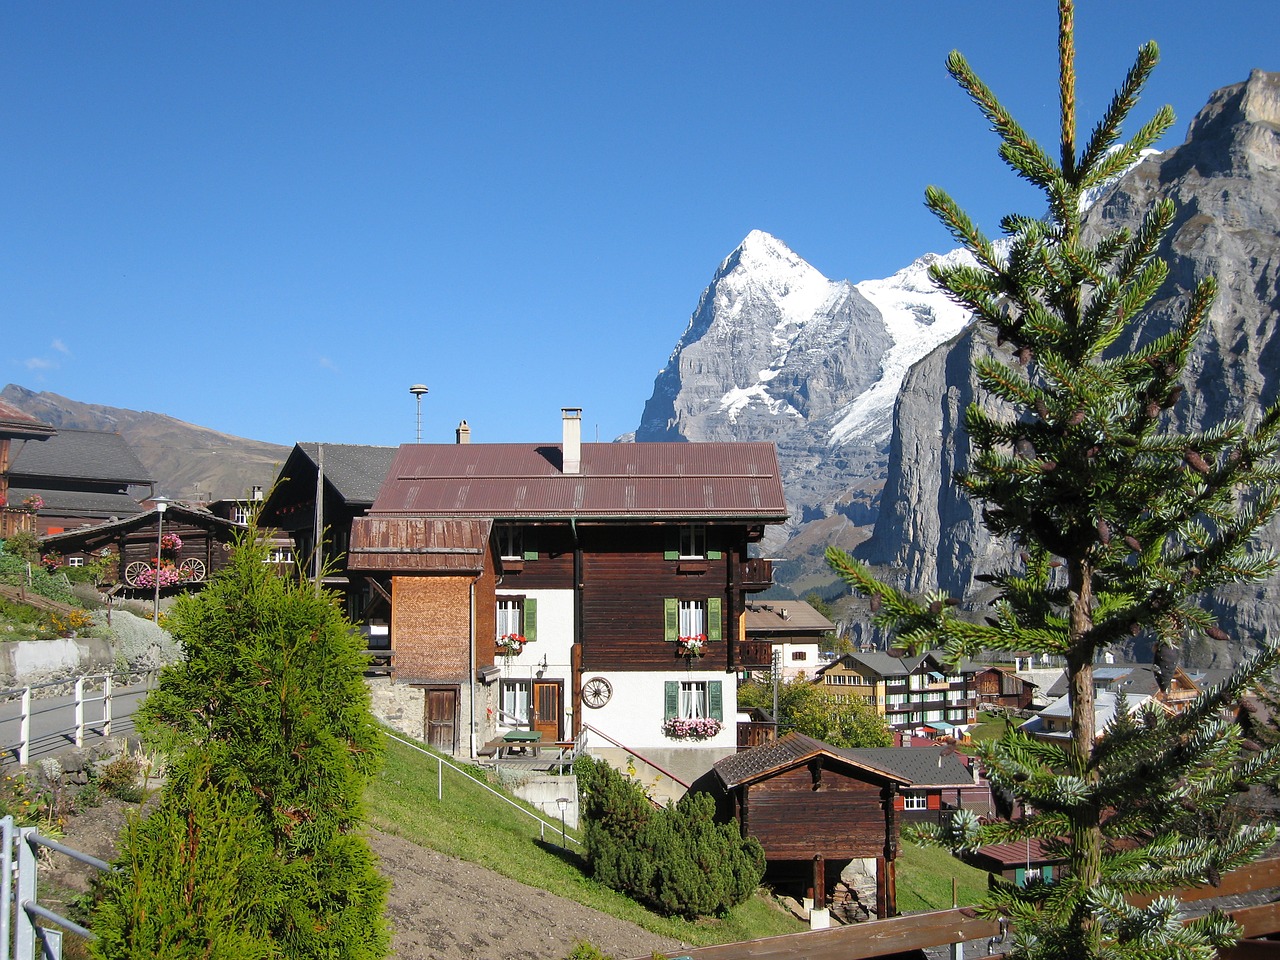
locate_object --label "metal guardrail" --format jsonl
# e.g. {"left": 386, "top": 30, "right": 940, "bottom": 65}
{"left": 0, "top": 672, "right": 152, "bottom": 766}
{"left": 385, "top": 733, "right": 582, "bottom": 848}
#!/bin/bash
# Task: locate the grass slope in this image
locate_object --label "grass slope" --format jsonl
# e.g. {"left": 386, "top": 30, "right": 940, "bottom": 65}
{"left": 366, "top": 737, "right": 994, "bottom": 947}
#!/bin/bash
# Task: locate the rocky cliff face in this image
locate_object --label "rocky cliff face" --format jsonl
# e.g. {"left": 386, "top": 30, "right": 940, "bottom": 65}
{"left": 860, "top": 70, "right": 1280, "bottom": 666}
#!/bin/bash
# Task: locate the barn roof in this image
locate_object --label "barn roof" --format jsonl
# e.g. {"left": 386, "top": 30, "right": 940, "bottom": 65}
{"left": 713, "top": 732, "right": 913, "bottom": 790}
{"left": 842, "top": 746, "right": 975, "bottom": 788}
{"left": 7, "top": 486, "right": 144, "bottom": 521}
{"left": 369, "top": 441, "right": 788, "bottom": 522}
{"left": 294, "top": 443, "right": 398, "bottom": 503}
{"left": 40, "top": 503, "right": 241, "bottom": 550}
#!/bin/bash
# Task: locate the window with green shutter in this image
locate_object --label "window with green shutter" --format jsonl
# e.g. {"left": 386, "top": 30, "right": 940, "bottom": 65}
{"left": 523, "top": 597, "right": 537, "bottom": 643}
{"left": 665, "top": 681, "right": 680, "bottom": 720}
{"left": 708, "top": 680, "right": 723, "bottom": 720}
{"left": 664, "top": 598, "right": 679, "bottom": 641}
{"left": 706, "top": 596, "right": 722, "bottom": 641}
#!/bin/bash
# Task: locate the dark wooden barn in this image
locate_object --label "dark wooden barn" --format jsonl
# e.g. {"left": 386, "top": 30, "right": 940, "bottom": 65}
{"left": 700, "top": 732, "right": 911, "bottom": 916}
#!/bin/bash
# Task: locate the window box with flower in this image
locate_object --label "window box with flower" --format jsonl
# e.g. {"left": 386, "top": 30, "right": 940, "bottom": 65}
{"left": 676, "top": 634, "right": 708, "bottom": 657}
{"left": 496, "top": 633, "right": 528, "bottom": 656}
{"left": 662, "top": 717, "right": 723, "bottom": 740}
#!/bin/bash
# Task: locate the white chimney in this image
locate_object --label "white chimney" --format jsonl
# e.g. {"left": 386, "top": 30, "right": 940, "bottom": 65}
{"left": 456, "top": 420, "right": 471, "bottom": 444}
{"left": 562, "top": 408, "right": 582, "bottom": 475}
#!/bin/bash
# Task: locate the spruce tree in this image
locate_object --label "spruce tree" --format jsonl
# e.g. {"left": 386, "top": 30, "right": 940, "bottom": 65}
{"left": 826, "top": 3, "right": 1280, "bottom": 957}
{"left": 101, "top": 529, "right": 389, "bottom": 960}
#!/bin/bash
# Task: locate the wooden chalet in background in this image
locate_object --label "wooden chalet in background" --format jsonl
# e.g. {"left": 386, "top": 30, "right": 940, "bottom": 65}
{"left": 817, "top": 650, "right": 980, "bottom": 736}
{"left": 40, "top": 503, "right": 242, "bottom": 592}
{"left": 347, "top": 408, "right": 788, "bottom": 774}
{"left": 742, "top": 599, "right": 834, "bottom": 678}
{"left": 0, "top": 400, "right": 56, "bottom": 538}
{"left": 1, "top": 424, "right": 151, "bottom": 538}
{"left": 258, "top": 442, "right": 398, "bottom": 626}
{"left": 970, "top": 665, "right": 1037, "bottom": 713}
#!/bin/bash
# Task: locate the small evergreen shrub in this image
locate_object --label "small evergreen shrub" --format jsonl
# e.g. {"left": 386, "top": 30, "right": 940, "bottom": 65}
{"left": 580, "top": 758, "right": 764, "bottom": 919}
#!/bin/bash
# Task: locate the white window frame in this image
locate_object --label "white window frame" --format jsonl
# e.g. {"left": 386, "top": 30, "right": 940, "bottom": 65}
{"left": 679, "top": 525, "right": 706, "bottom": 560}
{"left": 497, "top": 597, "right": 524, "bottom": 639}
{"left": 232, "top": 504, "right": 250, "bottom": 525}
{"left": 678, "top": 600, "right": 706, "bottom": 638}
{"left": 679, "top": 680, "right": 709, "bottom": 719}
{"left": 66, "top": 556, "right": 84, "bottom": 568}
{"left": 500, "top": 679, "right": 531, "bottom": 726}
{"left": 497, "top": 526, "right": 523, "bottom": 561}
{"left": 902, "top": 792, "right": 927, "bottom": 811}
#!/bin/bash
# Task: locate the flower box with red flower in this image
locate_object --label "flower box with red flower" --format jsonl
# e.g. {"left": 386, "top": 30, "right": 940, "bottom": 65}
{"left": 676, "top": 634, "right": 708, "bottom": 657}
{"left": 497, "top": 633, "right": 527, "bottom": 655}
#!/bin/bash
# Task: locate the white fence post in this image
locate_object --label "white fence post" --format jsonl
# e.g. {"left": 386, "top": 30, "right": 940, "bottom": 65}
{"left": 74, "top": 678, "right": 85, "bottom": 748}
{"left": 15, "top": 828, "right": 36, "bottom": 960}
{"left": 102, "top": 675, "right": 113, "bottom": 739}
{"left": 2, "top": 815, "right": 13, "bottom": 960}
{"left": 18, "top": 689, "right": 31, "bottom": 767}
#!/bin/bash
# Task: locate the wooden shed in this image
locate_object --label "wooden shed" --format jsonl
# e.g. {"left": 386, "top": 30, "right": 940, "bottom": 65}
{"left": 40, "top": 503, "right": 242, "bottom": 593}
{"left": 700, "top": 732, "right": 911, "bottom": 916}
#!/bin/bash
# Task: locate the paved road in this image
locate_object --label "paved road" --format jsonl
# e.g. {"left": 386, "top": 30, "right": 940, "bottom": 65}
{"left": 0, "top": 678, "right": 151, "bottom": 766}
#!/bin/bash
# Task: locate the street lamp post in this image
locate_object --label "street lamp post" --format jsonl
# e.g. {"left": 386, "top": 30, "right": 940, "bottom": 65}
{"left": 556, "top": 796, "right": 569, "bottom": 849}
{"left": 153, "top": 497, "right": 171, "bottom": 622}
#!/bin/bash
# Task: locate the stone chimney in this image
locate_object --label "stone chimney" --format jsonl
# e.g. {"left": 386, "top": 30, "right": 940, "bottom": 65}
{"left": 456, "top": 420, "right": 471, "bottom": 444}
{"left": 561, "top": 408, "right": 582, "bottom": 475}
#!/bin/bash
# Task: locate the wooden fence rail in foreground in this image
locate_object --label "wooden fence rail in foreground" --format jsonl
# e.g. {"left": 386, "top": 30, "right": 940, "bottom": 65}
{"left": 633, "top": 857, "right": 1280, "bottom": 960}
{"left": 630, "top": 907, "right": 1003, "bottom": 960}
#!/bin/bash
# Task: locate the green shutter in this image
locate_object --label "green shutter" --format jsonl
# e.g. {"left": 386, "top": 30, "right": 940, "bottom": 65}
{"left": 706, "top": 549, "right": 722, "bottom": 560}
{"left": 523, "top": 550, "right": 538, "bottom": 561}
{"left": 706, "top": 597, "right": 722, "bottom": 642}
{"left": 709, "top": 681, "right": 723, "bottom": 720}
{"left": 665, "top": 681, "right": 679, "bottom": 720}
{"left": 664, "top": 598, "right": 679, "bottom": 641}
{"left": 523, "top": 598, "right": 537, "bottom": 642}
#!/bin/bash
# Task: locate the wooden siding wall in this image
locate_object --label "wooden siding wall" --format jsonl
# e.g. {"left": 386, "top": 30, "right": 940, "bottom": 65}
{"left": 743, "top": 765, "right": 894, "bottom": 861}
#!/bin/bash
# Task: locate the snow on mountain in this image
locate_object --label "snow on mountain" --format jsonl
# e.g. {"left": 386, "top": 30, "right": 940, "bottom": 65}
{"left": 831, "top": 249, "right": 976, "bottom": 444}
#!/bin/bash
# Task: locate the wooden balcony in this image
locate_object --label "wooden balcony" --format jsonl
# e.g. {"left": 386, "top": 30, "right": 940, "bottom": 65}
{"left": 739, "top": 557, "right": 773, "bottom": 591}
{"left": 736, "top": 639, "right": 774, "bottom": 668}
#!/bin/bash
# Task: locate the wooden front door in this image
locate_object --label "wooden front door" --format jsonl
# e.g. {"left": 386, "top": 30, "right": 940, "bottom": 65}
{"left": 532, "top": 680, "right": 562, "bottom": 743}
{"left": 425, "top": 687, "right": 458, "bottom": 752}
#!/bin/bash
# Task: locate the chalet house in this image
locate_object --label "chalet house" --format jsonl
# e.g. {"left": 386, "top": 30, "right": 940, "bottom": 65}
{"left": 258, "top": 443, "right": 398, "bottom": 626}
{"left": 346, "top": 409, "right": 788, "bottom": 777}
{"left": 743, "top": 599, "right": 834, "bottom": 679}
{"left": 970, "top": 665, "right": 1037, "bottom": 713}
{"left": 1023, "top": 662, "right": 1207, "bottom": 743}
{"left": 2, "top": 427, "right": 152, "bottom": 537}
{"left": 817, "top": 650, "right": 979, "bottom": 735}
{"left": 0, "top": 401, "right": 56, "bottom": 538}
{"left": 40, "top": 502, "right": 242, "bottom": 592}
{"left": 843, "top": 745, "right": 994, "bottom": 822}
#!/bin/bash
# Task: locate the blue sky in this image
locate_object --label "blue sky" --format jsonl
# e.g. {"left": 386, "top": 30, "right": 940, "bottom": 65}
{"left": 3, "top": 3, "right": 1273, "bottom": 448}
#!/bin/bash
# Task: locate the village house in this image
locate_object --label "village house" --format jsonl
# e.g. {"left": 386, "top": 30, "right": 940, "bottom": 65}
{"left": 345, "top": 409, "right": 788, "bottom": 781}
{"left": 1, "top": 425, "right": 152, "bottom": 538}
{"left": 258, "top": 442, "right": 398, "bottom": 627}
{"left": 816, "top": 650, "right": 980, "bottom": 736}
{"left": 0, "top": 401, "right": 57, "bottom": 539}
{"left": 743, "top": 599, "right": 834, "bottom": 679}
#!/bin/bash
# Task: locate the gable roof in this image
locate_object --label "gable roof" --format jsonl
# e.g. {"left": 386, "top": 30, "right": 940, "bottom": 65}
{"left": 713, "top": 732, "right": 913, "bottom": 790}
{"left": 842, "top": 746, "right": 975, "bottom": 788}
{"left": 369, "top": 441, "right": 788, "bottom": 522}
{"left": 295, "top": 443, "right": 398, "bottom": 503}
{"left": 743, "top": 600, "right": 834, "bottom": 635}
{"left": 40, "top": 503, "right": 241, "bottom": 550}
{"left": 8, "top": 429, "right": 151, "bottom": 485}
{"left": 817, "top": 651, "right": 910, "bottom": 679}
{"left": 6, "top": 485, "right": 144, "bottom": 521}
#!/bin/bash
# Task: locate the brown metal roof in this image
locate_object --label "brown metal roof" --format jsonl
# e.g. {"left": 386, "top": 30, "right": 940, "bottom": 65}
{"left": 370, "top": 442, "right": 789, "bottom": 521}
{"left": 0, "top": 400, "right": 56, "bottom": 439}
{"left": 347, "top": 517, "right": 492, "bottom": 573}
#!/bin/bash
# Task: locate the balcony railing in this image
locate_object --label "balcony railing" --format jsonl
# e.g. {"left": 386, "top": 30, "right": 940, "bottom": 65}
{"left": 736, "top": 639, "right": 774, "bottom": 668}
{"left": 739, "top": 558, "right": 773, "bottom": 591}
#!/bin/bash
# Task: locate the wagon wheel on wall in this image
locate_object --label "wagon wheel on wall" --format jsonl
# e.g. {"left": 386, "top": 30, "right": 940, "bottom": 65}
{"left": 179, "top": 558, "right": 207, "bottom": 582}
{"left": 124, "top": 561, "right": 150, "bottom": 586}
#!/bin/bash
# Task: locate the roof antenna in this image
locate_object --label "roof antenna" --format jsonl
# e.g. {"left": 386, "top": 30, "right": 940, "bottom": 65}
{"left": 409, "top": 384, "right": 429, "bottom": 443}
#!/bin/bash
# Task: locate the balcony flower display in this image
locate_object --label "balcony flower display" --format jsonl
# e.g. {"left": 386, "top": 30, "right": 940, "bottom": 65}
{"left": 22, "top": 495, "right": 43, "bottom": 512}
{"left": 497, "top": 633, "right": 527, "bottom": 654}
{"left": 160, "top": 532, "right": 183, "bottom": 553}
{"left": 662, "top": 717, "right": 722, "bottom": 740}
{"left": 676, "top": 634, "right": 707, "bottom": 657}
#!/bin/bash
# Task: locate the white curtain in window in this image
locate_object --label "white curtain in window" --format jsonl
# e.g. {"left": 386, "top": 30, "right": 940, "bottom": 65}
{"left": 502, "top": 680, "right": 531, "bottom": 724}
{"left": 678, "top": 600, "right": 705, "bottom": 637}
{"left": 679, "top": 681, "right": 708, "bottom": 719}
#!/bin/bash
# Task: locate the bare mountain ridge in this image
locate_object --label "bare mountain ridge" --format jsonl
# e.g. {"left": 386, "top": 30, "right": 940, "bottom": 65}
{"left": 0, "top": 384, "right": 288, "bottom": 503}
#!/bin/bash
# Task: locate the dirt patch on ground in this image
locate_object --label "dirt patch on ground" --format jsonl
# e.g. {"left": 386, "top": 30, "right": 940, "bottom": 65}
{"left": 45, "top": 799, "right": 686, "bottom": 960}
